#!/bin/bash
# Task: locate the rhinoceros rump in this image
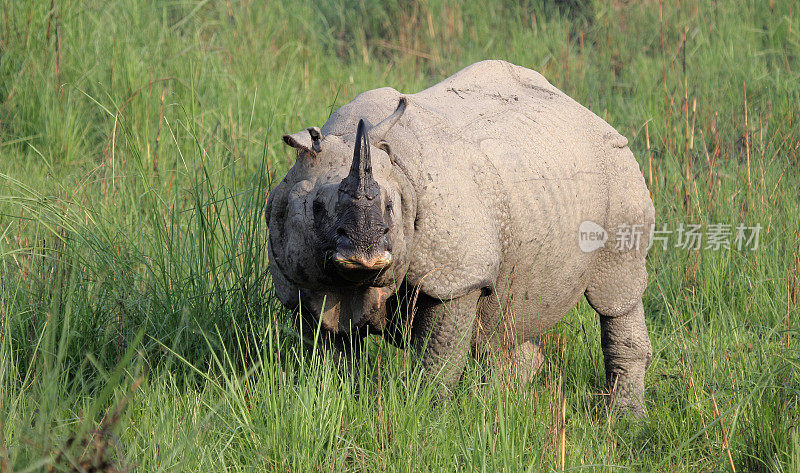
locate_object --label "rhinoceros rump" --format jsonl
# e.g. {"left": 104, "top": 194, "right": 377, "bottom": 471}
{"left": 266, "top": 60, "right": 654, "bottom": 415}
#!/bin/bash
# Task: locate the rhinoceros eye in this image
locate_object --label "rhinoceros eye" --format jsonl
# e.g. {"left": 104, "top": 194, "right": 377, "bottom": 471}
{"left": 385, "top": 200, "right": 393, "bottom": 213}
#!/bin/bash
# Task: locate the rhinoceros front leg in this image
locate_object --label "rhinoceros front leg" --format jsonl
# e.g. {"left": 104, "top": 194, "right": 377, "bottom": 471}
{"left": 411, "top": 290, "right": 480, "bottom": 390}
{"left": 298, "top": 286, "right": 392, "bottom": 381}
{"left": 295, "top": 295, "right": 364, "bottom": 382}
{"left": 328, "top": 331, "right": 366, "bottom": 381}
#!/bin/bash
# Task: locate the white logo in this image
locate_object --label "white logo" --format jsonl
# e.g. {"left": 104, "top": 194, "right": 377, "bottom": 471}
{"left": 578, "top": 221, "right": 607, "bottom": 253}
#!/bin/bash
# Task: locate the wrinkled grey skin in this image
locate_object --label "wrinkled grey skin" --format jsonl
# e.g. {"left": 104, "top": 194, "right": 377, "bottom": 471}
{"left": 266, "top": 60, "right": 655, "bottom": 415}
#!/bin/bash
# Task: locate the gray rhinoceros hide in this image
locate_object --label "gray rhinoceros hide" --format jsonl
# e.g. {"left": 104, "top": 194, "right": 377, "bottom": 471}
{"left": 266, "top": 60, "right": 655, "bottom": 415}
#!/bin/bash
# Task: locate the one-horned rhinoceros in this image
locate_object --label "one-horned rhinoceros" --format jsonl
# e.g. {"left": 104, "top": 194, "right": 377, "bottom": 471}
{"left": 266, "top": 60, "right": 655, "bottom": 414}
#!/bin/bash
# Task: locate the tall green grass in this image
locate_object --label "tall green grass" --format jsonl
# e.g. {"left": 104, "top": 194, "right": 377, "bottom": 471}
{"left": 1, "top": 0, "right": 798, "bottom": 470}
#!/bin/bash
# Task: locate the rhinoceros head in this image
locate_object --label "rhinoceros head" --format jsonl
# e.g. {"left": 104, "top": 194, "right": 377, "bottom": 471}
{"left": 330, "top": 118, "right": 395, "bottom": 283}
{"left": 269, "top": 98, "right": 414, "bottom": 294}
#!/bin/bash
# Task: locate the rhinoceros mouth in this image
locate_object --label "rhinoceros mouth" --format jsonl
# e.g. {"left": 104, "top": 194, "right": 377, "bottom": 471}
{"left": 331, "top": 250, "right": 393, "bottom": 283}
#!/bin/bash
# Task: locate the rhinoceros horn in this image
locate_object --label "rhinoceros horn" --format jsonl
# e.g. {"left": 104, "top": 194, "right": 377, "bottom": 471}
{"left": 340, "top": 119, "right": 380, "bottom": 200}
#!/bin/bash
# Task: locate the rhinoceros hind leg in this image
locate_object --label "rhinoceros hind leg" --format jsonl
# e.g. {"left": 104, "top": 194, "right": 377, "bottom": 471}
{"left": 588, "top": 296, "right": 652, "bottom": 417}
{"left": 585, "top": 256, "right": 652, "bottom": 416}
{"left": 510, "top": 338, "right": 545, "bottom": 384}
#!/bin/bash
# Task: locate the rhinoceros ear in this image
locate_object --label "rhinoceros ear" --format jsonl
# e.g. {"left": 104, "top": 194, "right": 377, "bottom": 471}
{"left": 282, "top": 127, "right": 323, "bottom": 155}
{"left": 370, "top": 96, "right": 407, "bottom": 142}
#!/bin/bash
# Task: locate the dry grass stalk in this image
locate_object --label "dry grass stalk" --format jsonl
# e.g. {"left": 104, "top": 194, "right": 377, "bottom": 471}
{"left": 55, "top": 23, "right": 62, "bottom": 96}
{"left": 45, "top": 0, "right": 56, "bottom": 42}
{"left": 500, "top": 266, "right": 518, "bottom": 381}
{"left": 646, "top": 122, "right": 654, "bottom": 199}
{"left": 560, "top": 378, "right": 566, "bottom": 472}
{"left": 374, "top": 40, "right": 434, "bottom": 60}
{"left": 759, "top": 115, "right": 765, "bottom": 205}
{"left": 682, "top": 26, "right": 691, "bottom": 211}
{"left": 690, "top": 95, "right": 697, "bottom": 153}
{"left": 710, "top": 390, "right": 736, "bottom": 473}
{"left": 0, "top": 418, "right": 8, "bottom": 473}
{"left": 660, "top": 3, "right": 668, "bottom": 128}
{"left": 790, "top": 223, "right": 800, "bottom": 311}
{"left": 225, "top": 0, "right": 234, "bottom": 23}
{"left": 154, "top": 85, "right": 166, "bottom": 173}
{"left": 744, "top": 82, "right": 752, "bottom": 209}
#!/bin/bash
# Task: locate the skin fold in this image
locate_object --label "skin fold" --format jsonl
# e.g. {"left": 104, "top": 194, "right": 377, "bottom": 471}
{"left": 266, "top": 60, "right": 655, "bottom": 415}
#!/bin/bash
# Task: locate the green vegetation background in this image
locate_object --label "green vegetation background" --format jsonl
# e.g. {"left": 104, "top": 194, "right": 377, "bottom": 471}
{"left": 1, "top": 0, "right": 798, "bottom": 471}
